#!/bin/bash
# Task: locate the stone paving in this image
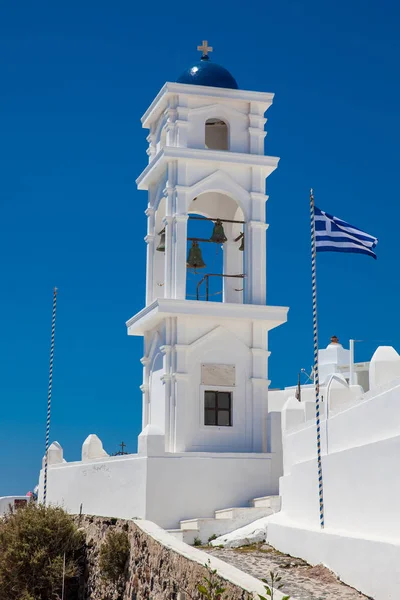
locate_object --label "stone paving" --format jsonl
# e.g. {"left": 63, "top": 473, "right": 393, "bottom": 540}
{"left": 205, "top": 545, "right": 372, "bottom": 600}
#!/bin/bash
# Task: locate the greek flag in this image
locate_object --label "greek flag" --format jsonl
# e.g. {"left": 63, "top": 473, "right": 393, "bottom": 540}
{"left": 314, "top": 207, "right": 378, "bottom": 259}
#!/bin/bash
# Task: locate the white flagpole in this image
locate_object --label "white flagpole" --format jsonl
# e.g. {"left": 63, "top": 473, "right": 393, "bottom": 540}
{"left": 43, "top": 287, "right": 58, "bottom": 506}
{"left": 349, "top": 339, "right": 355, "bottom": 385}
{"left": 310, "top": 189, "right": 325, "bottom": 529}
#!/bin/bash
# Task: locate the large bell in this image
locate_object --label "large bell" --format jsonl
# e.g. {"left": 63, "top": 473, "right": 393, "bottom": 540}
{"left": 210, "top": 219, "right": 227, "bottom": 244}
{"left": 156, "top": 228, "right": 166, "bottom": 252}
{"left": 187, "top": 241, "right": 206, "bottom": 270}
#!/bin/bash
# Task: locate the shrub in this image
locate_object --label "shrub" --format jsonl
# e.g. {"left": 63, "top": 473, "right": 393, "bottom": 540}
{"left": 197, "top": 561, "right": 226, "bottom": 600}
{"left": 0, "top": 502, "right": 84, "bottom": 600}
{"left": 207, "top": 534, "right": 218, "bottom": 543}
{"left": 193, "top": 536, "right": 202, "bottom": 547}
{"left": 259, "top": 571, "right": 290, "bottom": 600}
{"left": 99, "top": 530, "right": 130, "bottom": 583}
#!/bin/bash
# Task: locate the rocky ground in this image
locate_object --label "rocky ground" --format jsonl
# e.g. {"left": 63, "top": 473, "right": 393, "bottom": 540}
{"left": 205, "top": 544, "right": 372, "bottom": 600}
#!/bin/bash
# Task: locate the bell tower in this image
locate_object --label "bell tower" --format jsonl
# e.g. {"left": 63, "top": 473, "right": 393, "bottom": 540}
{"left": 127, "top": 43, "right": 288, "bottom": 454}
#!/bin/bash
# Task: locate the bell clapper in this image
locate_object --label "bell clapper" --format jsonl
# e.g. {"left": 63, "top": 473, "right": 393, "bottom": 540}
{"left": 234, "top": 231, "right": 244, "bottom": 251}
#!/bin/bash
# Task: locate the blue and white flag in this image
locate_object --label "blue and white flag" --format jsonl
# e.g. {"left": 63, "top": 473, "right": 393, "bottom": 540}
{"left": 314, "top": 206, "right": 378, "bottom": 259}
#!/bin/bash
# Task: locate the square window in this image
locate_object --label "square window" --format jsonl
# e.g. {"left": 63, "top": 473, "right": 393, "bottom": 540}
{"left": 204, "top": 391, "right": 232, "bottom": 427}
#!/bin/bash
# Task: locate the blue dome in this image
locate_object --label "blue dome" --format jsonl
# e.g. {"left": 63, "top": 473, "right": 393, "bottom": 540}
{"left": 177, "top": 57, "right": 238, "bottom": 90}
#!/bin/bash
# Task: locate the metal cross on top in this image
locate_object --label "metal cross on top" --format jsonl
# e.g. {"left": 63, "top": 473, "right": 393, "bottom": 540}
{"left": 112, "top": 441, "right": 128, "bottom": 456}
{"left": 197, "top": 40, "right": 213, "bottom": 57}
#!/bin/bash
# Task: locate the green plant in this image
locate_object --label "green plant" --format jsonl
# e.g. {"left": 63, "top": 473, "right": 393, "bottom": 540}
{"left": 0, "top": 502, "right": 84, "bottom": 600}
{"left": 99, "top": 530, "right": 130, "bottom": 583}
{"left": 197, "top": 561, "right": 226, "bottom": 600}
{"left": 193, "top": 536, "right": 202, "bottom": 546}
{"left": 207, "top": 534, "right": 218, "bottom": 543}
{"left": 258, "top": 571, "right": 290, "bottom": 600}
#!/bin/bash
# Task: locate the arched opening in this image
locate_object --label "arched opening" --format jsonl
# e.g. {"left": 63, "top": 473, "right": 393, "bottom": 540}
{"left": 205, "top": 119, "right": 229, "bottom": 151}
{"left": 186, "top": 192, "right": 244, "bottom": 303}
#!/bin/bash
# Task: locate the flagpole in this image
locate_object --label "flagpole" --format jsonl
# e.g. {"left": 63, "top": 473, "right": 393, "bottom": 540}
{"left": 349, "top": 339, "right": 355, "bottom": 385}
{"left": 310, "top": 189, "right": 325, "bottom": 529}
{"left": 43, "top": 287, "right": 58, "bottom": 506}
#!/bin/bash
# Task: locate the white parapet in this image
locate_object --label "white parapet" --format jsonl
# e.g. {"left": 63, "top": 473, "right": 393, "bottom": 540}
{"left": 268, "top": 347, "right": 400, "bottom": 600}
{"left": 369, "top": 346, "right": 400, "bottom": 389}
{"left": 42, "top": 441, "right": 64, "bottom": 467}
{"left": 82, "top": 434, "right": 109, "bottom": 461}
{"left": 38, "top": 450, "right": 277, "bottom": 529}
{"left": 281, "top": 396, "right": 305, "bottom": 432}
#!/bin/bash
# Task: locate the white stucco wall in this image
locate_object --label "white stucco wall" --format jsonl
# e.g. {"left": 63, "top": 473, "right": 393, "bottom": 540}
{"left": 283, "top": 375, "right": 400, "bottom": 477}
{"left": 39, "top": 455, "right": 148, "bottom": 520}
{"left": 267, "top": 370, "right": 400, "bottom": 600}
{"left": 145, "top": 452, "right": 276, "bottom": 528}
{"left": 142, "top": 83, "right": 273, "bottom": 159}
{"left": 268, "top": 522, "right": 399, "bottom": 600}
{"left": 38, "top": 451, "right": 278, "bottom": 529}
{"left": 175, "top": 317, "right": 254, "bottom": 453}
{"left": 134, "top": 303, "right": 287, "bottom": 456}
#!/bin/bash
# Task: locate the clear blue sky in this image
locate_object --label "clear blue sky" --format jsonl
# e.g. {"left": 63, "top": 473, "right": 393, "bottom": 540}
{"left": 1, "top": 0, "right": 399, "bottom": 495}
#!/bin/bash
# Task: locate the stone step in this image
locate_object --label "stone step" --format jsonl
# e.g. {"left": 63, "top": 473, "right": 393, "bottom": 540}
{"left": 180, "top": 517, "right": 236, "bottom": 543}
{"left": 214, "top": 506, "right": 270, "bottom": 521}
{"left": 181, "top": 517, "right": 221, "bottom": 531}
{"left": 166, "top": 528, "right": 199, "bottom": 545}
{"left": 251, "top": 495, "right": 281, "bottom": 512}
{"left": 179, "top": 508, "right": 271, "bottom": 545}
{"left": 168, "top": 496, "right": 282, "bottom": 546}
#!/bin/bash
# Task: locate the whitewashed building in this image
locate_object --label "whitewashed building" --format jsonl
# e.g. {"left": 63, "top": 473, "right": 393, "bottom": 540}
{"left": 0, "top": 496, "right": 30, "bottom": 516}
{"left": 38, "top": 43, "right": 288, "bottom": 528}
{"left": 262, "top": 339, "right": 400, "bottom": 600}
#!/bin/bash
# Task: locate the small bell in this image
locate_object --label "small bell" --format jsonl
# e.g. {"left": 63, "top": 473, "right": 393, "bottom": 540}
{"left": 239, "top": 232, "right": 244, "bottom": 251}
{"left": 210, "top": 219, "right": 227, "bottom": 244}
{"left": 156, "top": 228, "right": 166, "bottom": 252}
{"left": 187, "top": 241, "right": 206, "bottom": 270}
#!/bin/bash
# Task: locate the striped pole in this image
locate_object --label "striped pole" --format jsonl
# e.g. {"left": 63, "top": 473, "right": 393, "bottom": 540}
{"left": 43, "top": 287, "right": 58, "bottom": 505}
{"left": 310, "top": 189, "right": 325, "bottom": 529}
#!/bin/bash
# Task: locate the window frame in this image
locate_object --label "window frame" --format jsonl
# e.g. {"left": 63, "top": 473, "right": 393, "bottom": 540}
{"left": 203, "top": 389, "right": 233, "bottom": 427}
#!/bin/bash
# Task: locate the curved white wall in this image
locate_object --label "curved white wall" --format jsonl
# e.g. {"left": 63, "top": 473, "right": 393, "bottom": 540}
{"left": 268, "top": 367, "right": 400, "bottom": 600}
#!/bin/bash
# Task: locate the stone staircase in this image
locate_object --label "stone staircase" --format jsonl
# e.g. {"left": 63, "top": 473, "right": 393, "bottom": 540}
{"left": 167, "top": 495, "right": 281, "bottom": 545}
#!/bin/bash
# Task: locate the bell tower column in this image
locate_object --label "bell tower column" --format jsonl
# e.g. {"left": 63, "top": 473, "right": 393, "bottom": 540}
{"left": 145, "top": 206, "right": 156, "bottom": 305}
{"left": 174, "top": 213, "right": 189, "bottom": 299}
{"left": 246, "top": 220, "right": 268, "bottom": 305}
{"left": 163, "top": 214, "right": 174, "bottom": 297}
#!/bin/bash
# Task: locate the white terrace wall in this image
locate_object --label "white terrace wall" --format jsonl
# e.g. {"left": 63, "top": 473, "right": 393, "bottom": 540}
{"left": 279, "top": 368, "right": 400, "bottom": 535}
{"left": 267, "top": 348, "right": 400, "bottom": 600}
{"left": 39, "top": 450, "right": 279, "bottom": 529}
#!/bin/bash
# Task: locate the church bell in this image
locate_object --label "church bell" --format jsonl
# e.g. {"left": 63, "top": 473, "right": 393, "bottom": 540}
{"left": 210, "top": 219, "right": 227, "bottom": 244}
{"left": 156, "top": 228, "right": 166, "bottom": 252}
{"left": 187, "top": 241, "right": 206, "bottom": 270}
